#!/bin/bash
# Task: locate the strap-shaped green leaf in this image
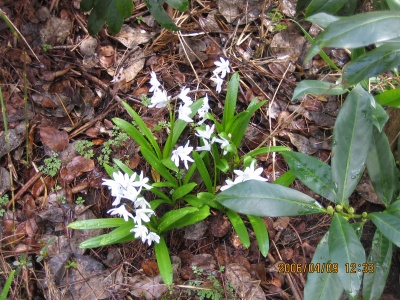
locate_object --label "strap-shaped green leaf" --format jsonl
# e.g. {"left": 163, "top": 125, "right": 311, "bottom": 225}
{"left": 0, "top": 270, "right": 15, "bottom": 300}
{"left": 363, "top": 229, "right": 393, "bottom": 300}
{"left": 116, "top": 0, "right": 134, "bottom": 18}
{"left": 343, "top": 43, "right": 400, "bottom": 87}
{"left": 79, "top": 222, "right": 134, "bottom": 248}
{"left": 371, "top": 103, "right": 389, "bottom": 132}
{"left": 305, "top": 0, "right": 347, "bottom": 18}
{"left": 304, "top": 232, "right": 343, "bottom": 300}
{"left": 172, "top": 183, "right": 197, "bottom": 201}
{"left": 157, "top": 206, "right": 197, "bottom": 233}
{"left": 166, "top": 0, "right": 189, "bottom": 11}
{"left": 144, "top": 0, "right": 180, "bottom": 31}
{"left": 328, "top": 214, "right": 365, "bottom": 300}
{"left": 369, "top": 212, "right": 400, "bottom": 247}
{"left": 282, "top": 152, "right": 336, "bottom": 202}
{"left": 306, "top": 11, "right": 400, "bottom": 61}
{"left": 192, "top": 151, "right": 213, "bottom": 193}
{"left": 292, "top": 80, "right": 346, "bottom": 100}
{"left": 216, "top": 180, "right": 324, "bottom": 217}
{"left": 272, "top": 171, "right": 296, "bottom": 187}
{"left": 375, "top": 88, "right": 400, "bottom": 108}
{"left": 247, "top": 215, "right": 269, "bottom": 257}
{"left": 222, "top": 72, "right": 239, "bottom": 132}
{"left": 68, "top": 218, "right": 127, "bottom": 230}
{"left": 332, "top": 85, "right": 372, "bottom": 205}
{"left": 155, "top": 236, "right": 173, "bottom": 285}
{"left": 366, "top": 127, "right": 399, "bottom": 206}
{"left": 226, "top": 209, "right": 250, "bottom": 248}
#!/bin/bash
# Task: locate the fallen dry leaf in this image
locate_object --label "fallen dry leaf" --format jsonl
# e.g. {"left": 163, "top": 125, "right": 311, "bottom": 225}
{"left": 59, "top": 156, "right": 95, "bottom": 183}
{"left": 39, "top": 127, "right": 69, "bottom": 151}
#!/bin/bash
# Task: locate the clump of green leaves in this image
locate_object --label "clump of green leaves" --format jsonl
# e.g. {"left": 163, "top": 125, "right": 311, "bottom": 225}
{"left": 75, "top": 140, "right": 94, "bottom": 158}
{"left": 267, "top": 8, "right": 287, "bottom": 31}
{"left": 98, "top": 126, "right": 128, "bottom": 167}
{"left": 39, "top": 152, "right": 61, "bottom": 177}
{"left": 0, "top": 194, "right": 8, "bottom": 217}
{"left": 37, "top": 237, "right": 56, "bottom": 263}
{"left": 75, "top": 196, "right": 85, "bottom": 205}
{"left": 13, "top": 254, "right": 32, "bottom": 274}
{"left": 65, "top": 260, "right": 78, "bottom": 269}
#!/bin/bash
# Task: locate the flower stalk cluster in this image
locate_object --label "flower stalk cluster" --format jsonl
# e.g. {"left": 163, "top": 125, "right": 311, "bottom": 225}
{"left": 102, "top": 171, "right": 160, "bottom": 245}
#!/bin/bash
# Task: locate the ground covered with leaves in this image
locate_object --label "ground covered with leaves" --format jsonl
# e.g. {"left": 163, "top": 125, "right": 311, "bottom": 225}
{"left": 0, "top": 0, "right": 399, "bottom": 299}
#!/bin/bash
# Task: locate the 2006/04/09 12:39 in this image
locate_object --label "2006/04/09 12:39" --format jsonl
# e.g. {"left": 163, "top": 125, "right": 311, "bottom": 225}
{"left": 278, "top": 262, "right": 375, "bottom": 274}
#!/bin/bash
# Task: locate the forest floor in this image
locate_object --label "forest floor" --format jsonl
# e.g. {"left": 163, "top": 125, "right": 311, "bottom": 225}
{"left": 0, "top": 0, "right": 399, "bottom": 299}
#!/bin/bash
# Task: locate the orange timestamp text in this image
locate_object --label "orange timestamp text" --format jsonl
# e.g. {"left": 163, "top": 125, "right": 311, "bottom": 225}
{"left": 278, "top": 262, "right": 339, "bottom": 274}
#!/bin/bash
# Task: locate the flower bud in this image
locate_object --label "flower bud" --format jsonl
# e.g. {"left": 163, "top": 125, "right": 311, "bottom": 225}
{"left": 326, "top": 206, "right": 334, "bottom": 215}
{"left": 336, "top": 205, "right": 343, "bottom": 212}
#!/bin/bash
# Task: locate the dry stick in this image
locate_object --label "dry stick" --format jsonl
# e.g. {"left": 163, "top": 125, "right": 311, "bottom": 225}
{"left": 5, "top": 171, "right": 43, "bottom": 209}
{"left": 177, "top": 31, "right": 201, "bottom": 84}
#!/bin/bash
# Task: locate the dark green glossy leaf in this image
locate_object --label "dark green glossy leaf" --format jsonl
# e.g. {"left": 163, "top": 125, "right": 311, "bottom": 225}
{"left": 369, "top": 212, "right": 400, "bottom": 247}
{"left": 166, "top": 0, "right": 189, "bottom": 11}
{"left": 332, "top": 85, "right": 372, "bottom": 205}
{"left": 304, "top": 232, "right": 343, "bottom": 300}
{"left": 248, "top": 215, "right": 269, "bottom": 257}
{"left": 216, "top": 180, "right": 324, "bottom": 217}
{"left": 226, "top": 209, "right": 250, "bottom": 248}
{"left": 306, "top": 12, "right": 340, "bottom": 28}
{"left": 328, "top": 214, "right": 365, "bottom": 300}
{"left": 375, "top": 88, "right": 400, "bottom": 107}
{"left": 87, "top": 9, "right": 106, "bottom": 35}
{"left": 144, "top": 0, "right": 180, "bottom": 31}
{"left": 296, "top": 0, "right": 312, "bottom": 13}
{"left": 282, "top": 152, "right": 336, "bottom": 202}
{"left": 385, "top": 200, "right": 400, "bottom": 217}
{"left": 80, "top": 0, "right": 94, "bottom": 12}
{"left": 117, "top": 0, "right": 134, "bottom": 18}
{"left": 363, "top": 230, "right": 393, "bottom": 300}
{"left": 371, "top": 102, "right": 389, "bottom": 132}
{"left": 366, "top": 127, "right": 399, "bottom": 206}
{"left": 343, "top": 43, "right": 400, "bottom": 86}
{"left": 68, "top": 218, "right": 127, "bottom": 229}
{"left": 155, "top": 236, "right": 173, "bottom": 285}
{"left": 292, "top": 80, "right": 346, "bottom": 100}
{"left": 386, "top": 0, "right": 400, "bottom": 10}
{"left": 305, "top": 0, "right": 347, "bottom": 18}
{"left": 106, "top": 0, "right": 124, "bottom": 34}
{"left": 306, "top": 11, "right": 400, "bottom": 62}
{"left": 222, "top": 72, "right": 239, "bottom": 131}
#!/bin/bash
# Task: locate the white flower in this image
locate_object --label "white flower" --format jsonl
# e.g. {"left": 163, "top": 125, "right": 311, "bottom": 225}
{"left": 178, "top": 104, "right": 193, "bottom": 123}
{"left": 220, "top": 177, "right": 242, "bottom": 191}
{"left": 197, "top": 95, "right": 210, "bottom": 124}
{"left": 146, "top": 232, "right": 160, "bottom": 245}
{"left": 196, "top": 138, "right": 211, "bottom": 152}
{"left": 107, "top": 204, "right": 134, "bottom": 222}
{"left": 234, "top": 161, "right": 267, "bottom": 183}
{"left": 149, "top": 71, "right": 161, "bottom": 92}
{"left": 212, "top": 135, "right": 230, "bottom": 155}
{"left": 122, "top": 186, "right": 140, "bottom": 203}
{"left": 134, "top": 197, "right": 151, "bottom": 209}
{"left": 131, "top": 171, "right": 152, "bottom": 191}
{"left": 134, "top": 208, "right": 155, "bottom": 225}
{"left": 131, "top": 224, "right": 149, "bottom": 243}
{"left": 214, "top": 57, "right": 231, "bottom": 79}
{"left": 102, "top": 171, "right": 134, "bottom": 206}
{"left": 210, "top": 75, "right": 224, "bottom": 93}
{"left": 196, "top": 124, "right": 215, "bottom": 140}
{"left": 171, "top": 141, "right": 194, "bottom": 169}
{"left": 178, "top": 87, "right": 193, "bottom": 105}
{"left": 149, "top": 88, "right": 170, "bottom": 108}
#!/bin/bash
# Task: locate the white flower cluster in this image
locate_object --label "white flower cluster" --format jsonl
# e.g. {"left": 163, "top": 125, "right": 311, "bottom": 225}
{"left": 220, "top": 161, "right": 267, "bottom": 191}
{"left": 102, "top": 171, "right": 160, "bottom": 245}
{"left": 211, "top": 57, "right": 231, "bottom": 93}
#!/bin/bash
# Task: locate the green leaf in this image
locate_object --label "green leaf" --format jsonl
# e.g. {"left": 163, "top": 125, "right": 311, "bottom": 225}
{"left": 144, "top": 0, "right": 180, "bottom": 31}
{"left": 246, "top": 146, "right": 290, "bottom": 158}
{"left": 192, "top": 151, "right": 213, "bottom": 193}
{"left": 170, "top": 205, "right": 210, "bottom": 229}
{"left": 106, "top": 0, "right": 124, "bottom": 34}
{"left": 226, "top": 209, "right": 250, "bottom": 248}
{"left": 292, "top": 80, "right": 346, "bottom": 100}
{"left": 79, "top": 222, "right": 134, "bottom": 248}
{"left": 371, "top": 102, "right": 389, "bottom": 132}
{"left": 113, "top": 159, "right": 134, "bottom": 176}
{"left": 332, "top": 85, "right": 373, "bottom": 205}
{"left": 304, "top": 232, "right": 343, "bottom": 300}
{"left": 375, "top": 88, "right": 400, "bottom": 107}
{"left": 87, "top": 9, "right": 106, "bottom": 36}
{"left": 157, "top": 207, "right": 198, "bottom": 233}
{"left": 386, "top": 0, "right": 400, "bottom": 10}
{"left": 68, "top": 218, "right": 127, "bottom": 229}
{"left": 247, "top": 215, "right": 269, "bottom": 257}
{"left": 184, "top": 193, "right": 224, "bottom": 210}
{"left": 328, "top": 214, "right": 365, "bottom": 300}
{"left": 155, "top": 236, "right": 173, "bottom": 285}
{"left": 369, "top": 212, "right": 400, "bottom": 247}
{"left": 141, "top": 147, "right": 177, "bottom": 187}
{"left": 216, "top": 180, "right": 324, "bottom": 217}
{"left": 282, "top": 152, "right": 336, "bottom": 202}
{"left": 172, "top": 183, "right": 197, "bottom": 201}
{"left": 343, "top": 43, "right": 400, "bottom": 86}
{"left": 272, "top": 171, "right": 296, "bottom": 187}
{"left": 121, "top": 101, "right": 162, "bottom": 158}
{"left": 305, "top": 0, "right": 347, "bottom": 18}
{"left": 306, "top": 11, "right": 400, "bottom": 62}
{"left": 385, "top": 200, "right": 400, "bottom": 217}
{"left": 366, "top": 127, "right": 399, "bottom": 206}
{"left": 165, "top": 0, "right": 189, "bottom": 11}
{"left": 0, "top": 270, "right": 15, "bottom": 300}
{"left": 80, "top": 0, "right": 94, "bottom": 12}
{"left": 116, "top": 0, "right": 134, "bottom": 18}
{"left": 306, "top": 12, "right": 340, "bottom": 28}
{"left": 104, "top": 163, "right": 115, "bottom": 177}
{"left": 222, "top": 72, "right": 239, "bottom": 131}
{"left": 363, "top": 230, "right": 393, "bottom": 300}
